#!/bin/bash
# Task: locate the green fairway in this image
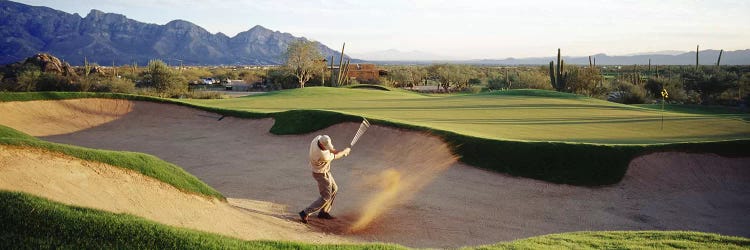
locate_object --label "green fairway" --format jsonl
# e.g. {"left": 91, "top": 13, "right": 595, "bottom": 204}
{"left": 189, "top": 88, "right": 750, "bottom": 144}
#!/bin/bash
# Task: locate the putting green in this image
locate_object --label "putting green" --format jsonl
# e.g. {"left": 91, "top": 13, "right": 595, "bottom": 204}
{"left": 189, "top": 88, "right": 750, "bottom": 144}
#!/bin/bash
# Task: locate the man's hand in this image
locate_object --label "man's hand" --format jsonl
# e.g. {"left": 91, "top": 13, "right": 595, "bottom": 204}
{"left": 333, "top": 147, "right": 351, "bottom": 159}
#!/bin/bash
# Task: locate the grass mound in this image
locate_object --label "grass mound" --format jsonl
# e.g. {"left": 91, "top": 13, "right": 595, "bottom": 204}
{"left": 348, "top": 84, "right": 392, "bottom": 91}
{"left": 0, "top": 125, "right": 223, "bottom": 199}
{"left": 0, "top": 191, "right": 402, "bottom": 249}
{"left": 478, "top": 230, "right": 750, "bottom": 249}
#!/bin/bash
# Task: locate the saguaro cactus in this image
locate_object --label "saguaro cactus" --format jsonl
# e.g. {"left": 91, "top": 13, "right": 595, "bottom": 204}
{"left": 549, "top": 48, "right": 567, "bottom": 91}
{"left": 717, "top": 49, "right": 723, "bottom": 67}
{"left": 695, "top": 45, "right": 699, "bottom": 71}
{"left": 336, "top": 43, "right": 346, "bottom": 86}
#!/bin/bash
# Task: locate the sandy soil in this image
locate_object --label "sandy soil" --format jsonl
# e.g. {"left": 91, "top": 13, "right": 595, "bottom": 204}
{"left": 1, "top": 99, "right": 749, "bottom": 248}
{"left": 0, "top": 99, "right": 133, "bottom": 136}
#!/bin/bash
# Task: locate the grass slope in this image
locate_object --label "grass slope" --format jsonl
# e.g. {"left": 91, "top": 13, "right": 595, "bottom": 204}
{"left": 2, "top": 191, "right": 748, "bottom": 249}
{"left": 0, "top": 125, "right": 223, "bottom": 199}
{"left": 474, "top": 231, "right": 750, "bottom": 249}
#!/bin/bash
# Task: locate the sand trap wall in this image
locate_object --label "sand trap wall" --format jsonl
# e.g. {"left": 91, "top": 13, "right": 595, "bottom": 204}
{"left": 0, "top": 98, "right": 133, "bottom": 137}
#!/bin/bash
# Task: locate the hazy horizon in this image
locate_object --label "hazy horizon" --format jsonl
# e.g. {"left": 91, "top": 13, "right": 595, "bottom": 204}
{"left": 14, "top": 0, "right": 750, "bottom": 60}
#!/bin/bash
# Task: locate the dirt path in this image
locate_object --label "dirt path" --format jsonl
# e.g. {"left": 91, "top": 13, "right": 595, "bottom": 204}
{"left": 1, "top": 99, "right": 749, "bottom": 248}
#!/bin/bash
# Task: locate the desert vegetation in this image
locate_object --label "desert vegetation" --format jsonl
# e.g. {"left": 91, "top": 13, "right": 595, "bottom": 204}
{"left": 2, "top": 49, "right": 748, "bottom": 107}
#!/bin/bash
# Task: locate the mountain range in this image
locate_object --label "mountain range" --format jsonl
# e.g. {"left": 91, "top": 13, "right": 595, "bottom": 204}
{"left": 2, "top": 0, "right": 748, "bottom": 66}
{"left": 465, "top": 49, "right": 750, "bottom": 66}
{"left": 349, "top": 49, "right": 455, "bottom": 61}
{"left": 369, "top": 49, "right": 750, "bottom": 65}
{"left": 0, "top": 0, "right": 349, "bottom": 66}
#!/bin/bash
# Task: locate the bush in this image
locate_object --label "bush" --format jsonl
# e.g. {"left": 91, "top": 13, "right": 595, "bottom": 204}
{"left": 141, "top": 60, "right": 187, "bottom": 97}
{"left": 97, "top": 77, "right": 135, "bottom": 93}
{"left": 567, "top": 67, "right": 606, "bottom": 97}
{"left": 36, "top": 73, "right": 77, "bottom": 91}
{"left": 644, "top": 77, "right": 687, "bottom": 103}
{"left": 183, "top": 91, "right": 226, "bottom": 99}
{"left": 608, "top": 80, "right": 649, "bottom": 104}
{"left": 16, "top": 69, "right": 41, "bottom": 91}
{"left": 487, "top": 72, "right": 518, "bottom": 90}
{"left": 517, "top": 71, "right": 554, "bottom": 90}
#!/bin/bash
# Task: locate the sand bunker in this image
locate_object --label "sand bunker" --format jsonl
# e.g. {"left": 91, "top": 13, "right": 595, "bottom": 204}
{"left": 0, "top": 99, "right": 133, "bottom": 136}
{"left": 1, "top": 99, "right": 748, "bottom": 248}
{"left": 0, "top": 145, "right": 350, "bottom": 244}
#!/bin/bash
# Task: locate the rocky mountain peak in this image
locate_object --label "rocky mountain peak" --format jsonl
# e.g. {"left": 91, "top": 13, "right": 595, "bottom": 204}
{"left": 0, "top": 0, "right": 350, "bottom": 65}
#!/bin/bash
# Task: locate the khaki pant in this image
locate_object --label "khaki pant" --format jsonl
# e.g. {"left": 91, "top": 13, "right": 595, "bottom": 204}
{"left": 304, "top": 171, "right": 338, "bottom": 214}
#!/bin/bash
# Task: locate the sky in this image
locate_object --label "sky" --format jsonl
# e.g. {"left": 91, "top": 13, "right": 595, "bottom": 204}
{"left": 15, "top": 0, "right": 750, "bottom": 60}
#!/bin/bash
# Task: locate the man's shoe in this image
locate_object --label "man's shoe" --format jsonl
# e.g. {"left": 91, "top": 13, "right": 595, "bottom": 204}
{"left": 299, "top": 211, "right": 308, "bottom": 223}
{"left": 317, "top": 212, "right": 335, "bottom": 220}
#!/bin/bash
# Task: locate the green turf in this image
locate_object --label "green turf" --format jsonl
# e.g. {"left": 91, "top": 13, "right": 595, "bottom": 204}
{"left": 472, "top": 231, "right": 750, "bottom": 249}
{"left": 190, "top": 88, "right": 750, "bottom": 145}
{"left": 636, "top": 103, "right": 750, "bottom": 115}
{"left": 0, "top": 125, "right": 224, "bottom": 199}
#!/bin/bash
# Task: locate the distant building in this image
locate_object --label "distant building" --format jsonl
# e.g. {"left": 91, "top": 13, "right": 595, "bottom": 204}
{"left": 345, "top": 64, "right": 379, "bottom": 82}
{"left": 326, "top": 63, "right": 383, "bottom": 83}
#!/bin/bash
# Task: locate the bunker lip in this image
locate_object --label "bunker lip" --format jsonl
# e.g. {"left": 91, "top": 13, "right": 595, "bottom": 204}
{"left": 1, "top": 98, "right": 749, "bottom": 248}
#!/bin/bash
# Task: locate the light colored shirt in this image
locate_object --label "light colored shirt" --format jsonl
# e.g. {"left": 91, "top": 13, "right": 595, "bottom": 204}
{"left": 309, "top": 135, "right": 335, "bottom": 173}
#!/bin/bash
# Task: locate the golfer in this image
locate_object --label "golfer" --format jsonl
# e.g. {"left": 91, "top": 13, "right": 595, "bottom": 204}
{"left": 299, "top": 135, "right": 351, "bottom": 223}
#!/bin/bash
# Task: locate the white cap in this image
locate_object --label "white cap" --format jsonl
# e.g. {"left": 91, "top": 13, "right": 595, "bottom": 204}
{"left": 318, "top": 135, "right": 335, "bottom": 151}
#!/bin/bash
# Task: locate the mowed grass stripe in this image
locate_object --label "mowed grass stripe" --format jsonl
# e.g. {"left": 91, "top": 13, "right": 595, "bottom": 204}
{"left": 189, "top": 88, "right": 750, "bottom": 145}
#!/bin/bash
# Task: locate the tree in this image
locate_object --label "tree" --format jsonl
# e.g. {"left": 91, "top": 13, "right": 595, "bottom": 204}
{"left": 142, "top": 60, "right": 186, "bottom": 97}
{"left": 567, "top": 67, "right": 605, "bottom": 96}
{"left": 487, "top": 71, "right": 518, "bottom": 90}
{"left": 284, "top": 40, "right": 325, "bottom": 88}
{"left": 428, "top": 64, "right": 472, "bottom": 92}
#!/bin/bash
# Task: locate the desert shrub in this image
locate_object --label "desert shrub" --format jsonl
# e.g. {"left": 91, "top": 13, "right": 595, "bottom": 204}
{"left": 36, "top": 72, "right": 77, "bottom": 91}
{"left": 608, "top": 79, "right": 649, "bottom": 104}
{"left": 77, "top": 76, "right": 135, "bottom": 93}
{"left": 567, "top": 67, "right": 606, "bottom": 97}
{"left": 266, "top": 69, "right": 296, "bottom": 90}
{"left": 682, "top": 70, "right": 738, "bottom": 104}
{"left": 96, "top": 77, "right": 136, "bottom": 93}
{"left": 644, "top": 77, "right": 687, "bottom": 103}
{"left": 16, "top": 68, "right": 41, "bottom": 91}
{"left": 517, "top": 71, "right": 554, "bottom": 90}
{"left": 183, "top": 91, "right": 226, "bottom": 99}
{"left": 467, "top": 86, "right": 483, "bottom": 93}
{"left": 487, "top": 72, "right": 518, "bottom": 90}
{"left": 141, "top": 60, "right": 187, "bottom": 97}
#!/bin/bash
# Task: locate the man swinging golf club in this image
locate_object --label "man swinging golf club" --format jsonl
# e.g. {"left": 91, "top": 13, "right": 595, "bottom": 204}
{"left": 299, "top": 135, "right": 351, "bottom": 223}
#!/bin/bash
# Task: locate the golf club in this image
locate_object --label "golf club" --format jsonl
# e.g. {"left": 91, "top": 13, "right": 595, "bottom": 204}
{"left": 350, "top": 118, "right": 370, "bottom": 147}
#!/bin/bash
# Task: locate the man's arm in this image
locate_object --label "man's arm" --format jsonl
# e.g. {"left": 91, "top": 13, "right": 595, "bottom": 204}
{"left": 333, "top": 148, "right": 351, "bottom": 159}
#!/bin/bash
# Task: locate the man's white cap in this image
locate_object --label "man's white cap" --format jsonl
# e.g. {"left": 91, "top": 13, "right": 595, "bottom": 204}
{"left": 318, "top": 135, "right": 335, "bottom": 151}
